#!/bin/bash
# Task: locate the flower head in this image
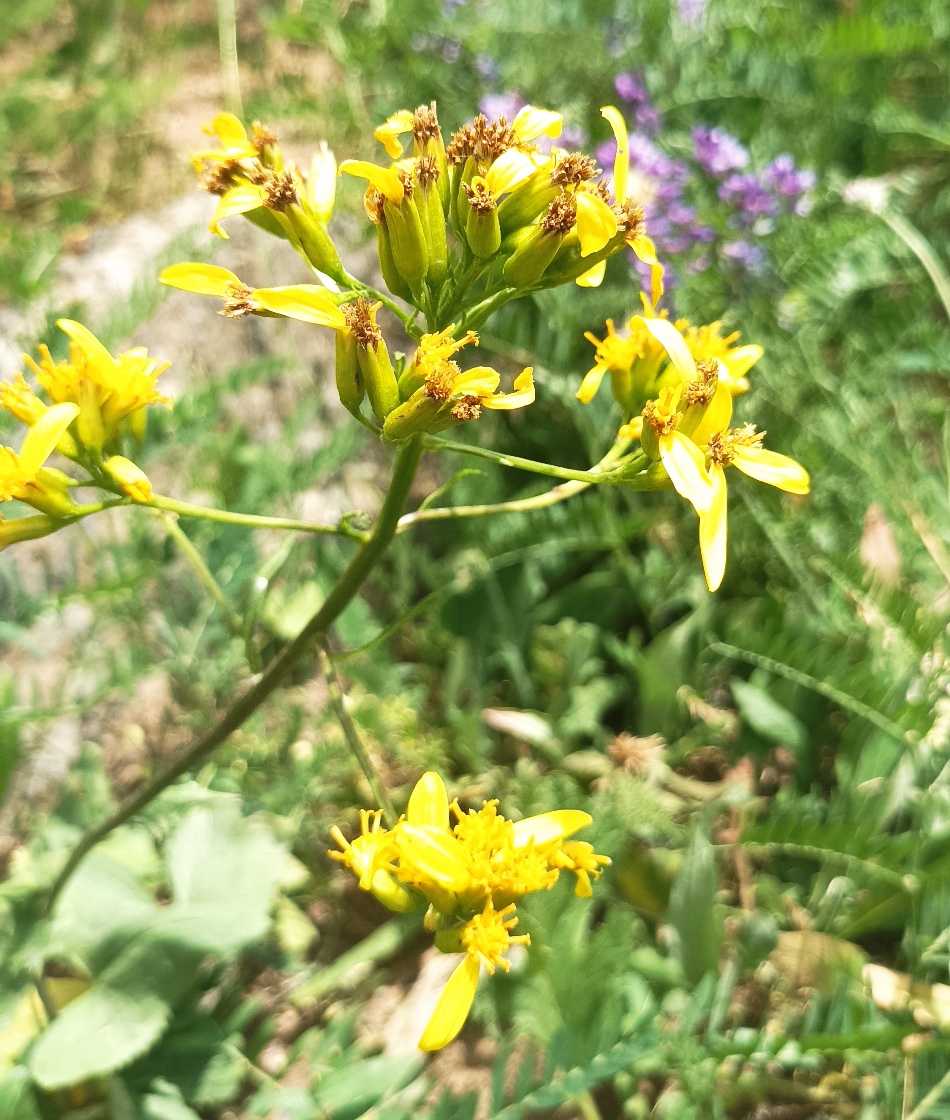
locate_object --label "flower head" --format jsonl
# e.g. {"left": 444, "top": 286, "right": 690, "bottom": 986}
{"left": 692, "top": 126, "right": 749, "bottom": 178}
{"left": 329, "top": 772, "right": 608, "bottom": 1050}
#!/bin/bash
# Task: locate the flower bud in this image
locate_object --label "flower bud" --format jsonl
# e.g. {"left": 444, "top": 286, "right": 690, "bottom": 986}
{"left": 23, "top": 469, "right": 80, "bottom": 518}
{"left": 284, "top": 201, "right": 345, "bottom": 282}
{"left": 381, "top": 389, "right": 443, "bottom": 442}
{"left": 103, "top": 455, "right": 152, "bottom": 503}
{"left": 342, "top": 300, "right": 400, "bottom": 422}
{"left": 502, "top": 224, "right": 563, "bottom": 289}
{"left": 335, "top": 330, "right": 365, "bottom": 418}
{"left": 383, "top": 193, "right": 429, "bottom": 294}
{"left": 464, "top": 181, "right": 501, "bottom": 258}
{"left": 0, "top": 514, "right": 59, "bottom": 551}
{"left": 497, "top": 170, "right": 559, "bottom": 236}
{"left": 415, "top": 158, "right": 448, "bottom": 284}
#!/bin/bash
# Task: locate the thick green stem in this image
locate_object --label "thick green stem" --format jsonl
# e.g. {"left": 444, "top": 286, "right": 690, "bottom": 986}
{"left": 45, "top": 436, "right": 425, "bottom": 913}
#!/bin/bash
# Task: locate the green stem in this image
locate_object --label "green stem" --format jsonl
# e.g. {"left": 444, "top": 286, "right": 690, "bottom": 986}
{"left": 424, "top": 435, "right": 650, "bottom": 488}
{"left": 148, "top": 494, "right": 368, "bottom": 543}
{"left": 318, "top": 648, "right": 398, "bottom": 826}
{"left": 45, "top": 435, "right": 425, "bottom": 913}
{"left": 907, "top": 1067, "right": 950, "bottom": 1120}
{"left": 157, "top": 511, "right": 243, "bottom": 637}
{"left": 215, "top": 0, "right": 242, "bottom": 118}
{"left": 879, "top": 211, "right": 950, "bottom": 324}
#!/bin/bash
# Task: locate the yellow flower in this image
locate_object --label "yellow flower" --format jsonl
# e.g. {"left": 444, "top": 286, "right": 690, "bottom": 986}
{"left": 699, "top": 425, "right": 810, "bottom": 592}
{"left": 681, "top": 320, "right": 763, "bottom": 397}
{"left": 511, "top": 106, "right": 563, "bottom": 144}
{"left": 638, "top": 385, "right": 713, "bottom": 515}
{"left": 103, "top": 455, "right": 152, "bottom": 503}
{"left": 22, "top": 321, "right": 169, "bottom": 452}
{"left": 598, "top": 106, "right": 664, "bottom": 302}
{"left": 0, "top": 403, "right": 80, "bottom": 517}
{"left": 374, "top": 109, "right": 416, "bottom": 159}
{"left": 419, "top": 900, "right": 529, "bottom": 1052}
{"left": 576, "top": 300, "right": 673, "bottom": 410}
{"left": 329, "top": 771, "right": 609, "bottom": 1051}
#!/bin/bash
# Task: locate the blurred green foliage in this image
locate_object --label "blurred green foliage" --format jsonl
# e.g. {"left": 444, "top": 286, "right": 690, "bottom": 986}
{"left": 3, "top": 0, "right": 950, "bottom": 1117}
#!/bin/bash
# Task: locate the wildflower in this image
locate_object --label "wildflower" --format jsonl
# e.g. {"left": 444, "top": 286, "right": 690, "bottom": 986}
{"left": 103, "top": 455, "right": 152, "bottom": 503}
{"left": 0, "top": 403, "right": 80, "bottom": 518}
{"left": 383, "top": 329, "right": 533, "bottom": 440}
{"left": 19, "top": 321, "right": 169, "bottom": 452}
{"left": 329, "top": 772, "right": 608, "bottom": 1050}
{"left": 692, "top": 126, "right": 749, "bottom": 178}
{"left": 575, "top": 297, "right": 672, "bottom": 411}
{"left": 700, "top": 424, "right": 810, "bottom": 591}
{"left": 680, "top": 320, "right": 763, "bottom": 396}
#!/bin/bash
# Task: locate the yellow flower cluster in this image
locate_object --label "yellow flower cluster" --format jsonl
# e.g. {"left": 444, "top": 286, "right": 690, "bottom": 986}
{"left": 329, "top": 772, "right": 609, "bottom": 1051}
{"left": 0, "top": 320, "right": 169, "bottom": 548}
{"left": 578, "top": 308, "right": 808, "bottom": 591}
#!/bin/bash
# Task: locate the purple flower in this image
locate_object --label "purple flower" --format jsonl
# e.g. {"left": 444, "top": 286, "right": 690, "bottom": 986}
{"left": 762, "top": 154, "right": 816, "bottom": 200}
{"left": 614, "top": 71, "right": 649, "bottom": 104}
{"left": 690, "top": 222, "right": 717, "bottom": 244}
{"left": 595, "top": 138, "right": 618, "bottom": 169}
{"left": 722, "top": 240, "right": 765, "bottom": 273}
{"left": 667, "top": 203, "right": 696, "bottom": 226}
{"left": 718, "top": 173, "right": 777, "bottom": 220}
{"left": 475, "top": 55, "right": 500, "bottom": 83}
{"left": 479, "top": 92, "right": 525, "bottom": 122}
{"left": 692, "top": 126, "right": 749, "bottom": 178}
{"left": 677, "top": 0, "right": 707, "bottom": 28}
{"left": 688, "top": 253, "right": 712, "bottom": 274}
{"left": 634, "top": 103, "right": 662, "bottom": 134}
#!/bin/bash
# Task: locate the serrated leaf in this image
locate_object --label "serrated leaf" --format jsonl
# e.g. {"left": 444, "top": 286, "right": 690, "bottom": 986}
{"left": 27, "top": 986, "right": 171, "bottom": 1089}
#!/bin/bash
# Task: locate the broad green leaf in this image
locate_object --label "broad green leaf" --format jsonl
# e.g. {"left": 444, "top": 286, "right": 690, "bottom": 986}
{"left": 731, "top": 678, "right": 807, "bottom": 750}
{"left": 27, "top": 986, "right": 171, "bottom": 1089}
{"left": 667, "top": 830, "right": 721, "bottom": 986}
{"left": 312, "top": 1055, "right": 424, "bottom": 1120}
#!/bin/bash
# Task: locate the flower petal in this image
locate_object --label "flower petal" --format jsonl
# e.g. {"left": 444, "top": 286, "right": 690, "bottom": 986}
{"left": 308, "top": 142, "right": 337, "bottom": 223}
{"left": 252, "top": 286, "right": 347, "bottom": 328}
{"left": 575, "top": 192, "right": 618, "bottom": 257}
{"left": 418, "top": 955, "right": 480, "bottom": 1052}
{"left": 159, "top": 263, "right": 242, "bottom": 297}
{"left": 395, "top": 824, "right": 471, "bottom": 891}
{"left": 480, "top": 368, "right": 535, "bottom": 411}
{"left": 700, "top": 464, "right": 728, "bottom": 592}
{"left": 512, "top": 809, "right": 592, "bottom": 848}
{"left": 512, "top": 106, "right": 562, "bottom": 143}
{"left": 407, "top": 771, "right": 450, "bottom": 830}
{"left": 56, "top": 320, "right": 116, "bottom": 371}
{"left": 209, "top": 184, "right": 267, "bottom": 238}
{"left": 339, "top": 160, "right": 404, "bottom": 206}
{"left": 104, "top": 455, "right": 152, "bottom": 503}
{"left": 690, "top": 380, "right": 734, "bottom": 448}
{"left": 209, "top": 111, "right": 249, "bottom": 151}
{"left": 374, "top": 110, "right": 415, "bottom": 159}
{"left": 575, "top": 260, "right": 607, "bottom": 288}
{"left": 19, "top": 403, "right": 80, "bottom": 476}
{"left": 576, "top": 364, "right": 607, "bottom": 404}
{"left": 660, "top": 430, "right": 713, "bottom": 515}
{"left": 722, "top": 344, "right": 763, "bottom": 379}
{"left": 636, "top": 317, "right": 696, "bottom": 382}
{"left": 484, "top": 149, "right": 537, "bottom": 198}
{"left": 600, "top": 106, "right": 628, "bottom": 206}
{"left": 732, "top": 446, "right": 810, "bottom": 494}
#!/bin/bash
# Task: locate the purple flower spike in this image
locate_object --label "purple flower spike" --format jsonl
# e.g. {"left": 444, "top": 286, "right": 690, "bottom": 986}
{"left": 763, "top": 154, "right": 817, "bottom": 199}
{"left": 677, "top": 0, "right": 707, "bottom": 28}
{"left": 722, "top": 240, "right": 765, "bottom": 273}
{"left": 479, "top": 92, "right": 525, "bottom": 123}
{"left": 718, "top": 173, "right": 777, "bottom": 220}
{"left": 614, "top": 71, "right": 649, "bottom": 104}
{"left": 693, "top": 126, "right": 749, "bottom": 178}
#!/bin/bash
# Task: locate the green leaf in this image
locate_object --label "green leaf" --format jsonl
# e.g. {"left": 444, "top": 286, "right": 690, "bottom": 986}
{"left": 0, "top": 1067, "right": 41, "bottom": 1120}
{"left": 27, "top": 985, "right": 172, "bottom": 1089}
{"left": 731, "top": 678, "right": 807, "bottom": 750}
{"left": 667, "top": 830, "right": 721, "bottom": 986}
{"left": 312, "top": 1055, "right": 424, "bottom": 1120}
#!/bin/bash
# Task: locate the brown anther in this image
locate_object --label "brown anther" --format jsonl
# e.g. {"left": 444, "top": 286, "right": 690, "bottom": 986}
{"left": 220, "top": 283, "right": 257, "bottom": 318}
{"left": 540, "top": 192, "right": 577, "bottom": 235}
{"left": 200, "top": 161, "right": 247, "bottom": 195}
{"left": 551, "top": 153, "right": 599, "bottom": 187}
{"left": 424, "top": 360, "right": 459, "bottom": 403}
{"left": 592, "top": 179, "right": 612, "bottom": 204}
{"left": 413, "top": 102, "right": 441, "bottom": 145}
{"left": 642, "top": 398, "right": 678, "bottom": 438}
{"left": 251, "top": 123, "right": 279, "bottom": 152}
{"left": 342, "top": 298, "right": 383, "bottom": 349}
{"left": 395, "top": 168, "right": 415, "bottom": 199}
{"left": 620, "top": 200, "right": 646, "bottom": 236}
{"left": 364, "top": 188, "right": 386, "bottom": 224}
{"left": 415, "top": 154, "right": 440, "bottom": 189}
{"left": 463, "top": 181, "right": 497, "bottom": 214}
{"left": 451, "top": 395, "right": 482, "bottom": 422}
{"left": 707, "top": 424, "right": 763, "bottom": 467}
{"left": 684, "top": 359, "right": 719, "bottom": 406}
{"left": 447, "top": 115, "right": 517, "bottom": 166}
{"left": 262, "top": 169, "right": 299, "bottom": 211}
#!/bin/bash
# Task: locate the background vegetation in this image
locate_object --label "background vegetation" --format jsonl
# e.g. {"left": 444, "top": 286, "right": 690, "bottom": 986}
{"left": 3, "top": 0, "right": 950, "bottom": 1117}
